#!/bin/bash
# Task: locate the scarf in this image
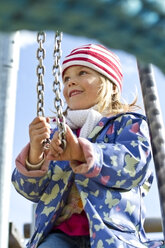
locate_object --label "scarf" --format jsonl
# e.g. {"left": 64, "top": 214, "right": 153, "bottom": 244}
{"left": 65, "top": 108, "right": 102, "bottom": 138}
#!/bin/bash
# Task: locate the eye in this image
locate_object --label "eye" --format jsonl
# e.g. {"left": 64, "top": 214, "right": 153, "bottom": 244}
{"left": 63, "top": 76, "right": 70, "bottom": 83}
{"left": 79, "top": 70, "right": 87, "bottom": 76}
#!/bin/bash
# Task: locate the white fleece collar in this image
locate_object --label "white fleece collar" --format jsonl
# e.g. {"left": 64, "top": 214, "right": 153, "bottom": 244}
{"left": 65, "top": 108, "right": 102, "bottom": 138}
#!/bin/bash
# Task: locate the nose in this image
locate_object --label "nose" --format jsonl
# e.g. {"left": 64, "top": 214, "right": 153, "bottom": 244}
{"left": 68, "top": 78, "right": 77, "bottom": 87}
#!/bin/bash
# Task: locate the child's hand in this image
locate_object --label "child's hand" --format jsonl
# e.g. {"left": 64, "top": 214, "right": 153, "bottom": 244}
{"left": 28, "top": 116, "right": 51, "bottom": 164}
{"left": 46, "top": 125, "right": 85, "bottom": 162}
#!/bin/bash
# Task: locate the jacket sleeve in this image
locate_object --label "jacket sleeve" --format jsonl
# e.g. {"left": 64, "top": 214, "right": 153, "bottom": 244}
{"left": 11, "top": 143, "right": 52, "bottom": 203}
{"left": 75, "top": 114, "right": 152, "bottom": 190}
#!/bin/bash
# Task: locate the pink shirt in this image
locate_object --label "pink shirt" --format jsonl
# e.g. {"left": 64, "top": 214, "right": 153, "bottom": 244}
{"left": 53, "top": 128, "right": 89, "bottom": 236}
{"left": 53, "top": 211, "right": 89, "bottom": 236}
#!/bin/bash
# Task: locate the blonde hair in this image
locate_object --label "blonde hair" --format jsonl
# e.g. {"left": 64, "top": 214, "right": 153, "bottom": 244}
{"left": 93, "top": 76, "right": 140, "bottom": 116}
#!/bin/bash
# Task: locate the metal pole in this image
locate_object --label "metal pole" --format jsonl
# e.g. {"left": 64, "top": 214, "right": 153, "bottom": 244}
{"left": 0, "top": 32, "right": 20, "bottom": 248}
{"left": 137, "top": 61, "right": 165, "bottom": 241}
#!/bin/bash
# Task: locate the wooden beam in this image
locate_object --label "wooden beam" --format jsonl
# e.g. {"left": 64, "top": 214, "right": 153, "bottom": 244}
{"left": 144, "top": 218, "right": 163, "bottom": 233}
{"left": 9, "top": 222, "right": 24, "bottom": 248}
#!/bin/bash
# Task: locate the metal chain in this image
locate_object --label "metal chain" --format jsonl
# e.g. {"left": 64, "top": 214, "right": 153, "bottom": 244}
{"left": 36, "top": 31, "right": 45, "bottom": 117}
{"left": 52, "top": 31, "right": 66, "bottom": 149}
{"left": 36, "top": 31, "right": 50, "bottom": 149}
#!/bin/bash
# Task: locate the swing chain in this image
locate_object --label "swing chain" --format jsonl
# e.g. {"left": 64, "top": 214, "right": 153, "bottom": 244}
{"left": 52, "top": 31, "right": 66, "bottom": 149}
{"left": 36, "top": 31, "right": 46, "bottom": 117}
{"left": 36, "top": 31, "right": 50, "bottom": 149}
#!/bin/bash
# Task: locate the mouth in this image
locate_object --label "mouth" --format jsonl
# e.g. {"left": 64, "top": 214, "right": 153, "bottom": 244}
{"left": 69, "top": 90, "right": 83, "bottom": 97}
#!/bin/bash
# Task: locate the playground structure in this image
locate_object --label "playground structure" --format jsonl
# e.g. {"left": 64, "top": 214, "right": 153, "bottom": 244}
{"left": 0, "top": 0, "right": 165, "bottom": 247}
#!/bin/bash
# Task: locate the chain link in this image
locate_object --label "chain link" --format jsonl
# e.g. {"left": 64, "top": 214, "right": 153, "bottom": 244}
{"left": 36, "top": 31, "right": 45, "bottom": 116}
{"left": 52, "top": 31, "right": 66, "bottom": 149}
{"left": 36, "top": 31, "right": 50, "bottom": 149}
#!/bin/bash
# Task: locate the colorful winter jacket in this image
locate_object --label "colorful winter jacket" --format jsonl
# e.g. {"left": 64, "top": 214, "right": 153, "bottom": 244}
{"left": 12, "top": 112, "right": 163, "bottom": 248}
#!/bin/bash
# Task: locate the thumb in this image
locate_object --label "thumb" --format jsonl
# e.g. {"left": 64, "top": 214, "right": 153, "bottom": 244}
{"left": 65, "top": 125, "right": 78, "bottom": 144}
{"left": 46, "top": 117, "right": 50, "bottom": 123}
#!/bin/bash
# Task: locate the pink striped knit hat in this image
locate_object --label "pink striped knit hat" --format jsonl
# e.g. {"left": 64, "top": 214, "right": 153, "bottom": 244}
{"left": 62, "top": 44, "right": 123, "bottom": 92}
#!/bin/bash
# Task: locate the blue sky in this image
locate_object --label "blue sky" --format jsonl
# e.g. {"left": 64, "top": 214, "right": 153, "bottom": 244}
{"left": 9, "top": 31, "right": 165, "bottom": 243}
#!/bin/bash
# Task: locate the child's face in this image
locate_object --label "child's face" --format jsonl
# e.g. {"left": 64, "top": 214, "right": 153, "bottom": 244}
{"left": 63, "top": 66, "right": 101, "bottom": 110}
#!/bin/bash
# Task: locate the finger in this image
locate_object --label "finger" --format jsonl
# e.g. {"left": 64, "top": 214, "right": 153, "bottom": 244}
{"left": 30, "top": 118, "right": 50, "bottom": 135}
{"left": 52, "top": 131, "right": 61, "bottom": 142}
{"left": 65, "top": 125, "right": 78, "bottom": 144}
{"left": 31, "top": 116, "right": 47, "bottom": 124}
{"left": 30, "top": 120, "right": 50, "bottom": 131}
{"left": 70, "top": 162, "right": 90, "bottom": 174}
{"left": 52, "top": 132, "right": 63, "bottom": 147}
{"left": 49, "top": 138, "right": 63, "bottom": 156}
{"left": 46, "top": 117, "right": 50, "bottom": 123}
{"left": 30, "top": 134, "right": 50, "bottom": 146}
{"left": 31, "top": 126, "right": 51, "bottom": 136}
{"left": 29, "top": 119, "right": 51, "bottom": 138}
{"left": 46, "top": 151, "right": 62, "bottom": 161}
{"left": 29, "top": 128, "right": 51, "bottom": 144}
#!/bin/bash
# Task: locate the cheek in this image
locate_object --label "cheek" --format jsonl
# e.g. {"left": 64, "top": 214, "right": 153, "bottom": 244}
{"left": 90, "top": 85, "right": 99, "bottom": 97}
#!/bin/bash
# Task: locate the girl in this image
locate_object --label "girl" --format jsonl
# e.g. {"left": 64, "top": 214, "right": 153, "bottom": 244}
{"left": 12, "top": 44, "right": 163, "bottom": 248}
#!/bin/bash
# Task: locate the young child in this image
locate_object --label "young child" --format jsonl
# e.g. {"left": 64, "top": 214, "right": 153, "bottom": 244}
{"left": 12, "top": 44, "right": 163, "bottom": 248}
